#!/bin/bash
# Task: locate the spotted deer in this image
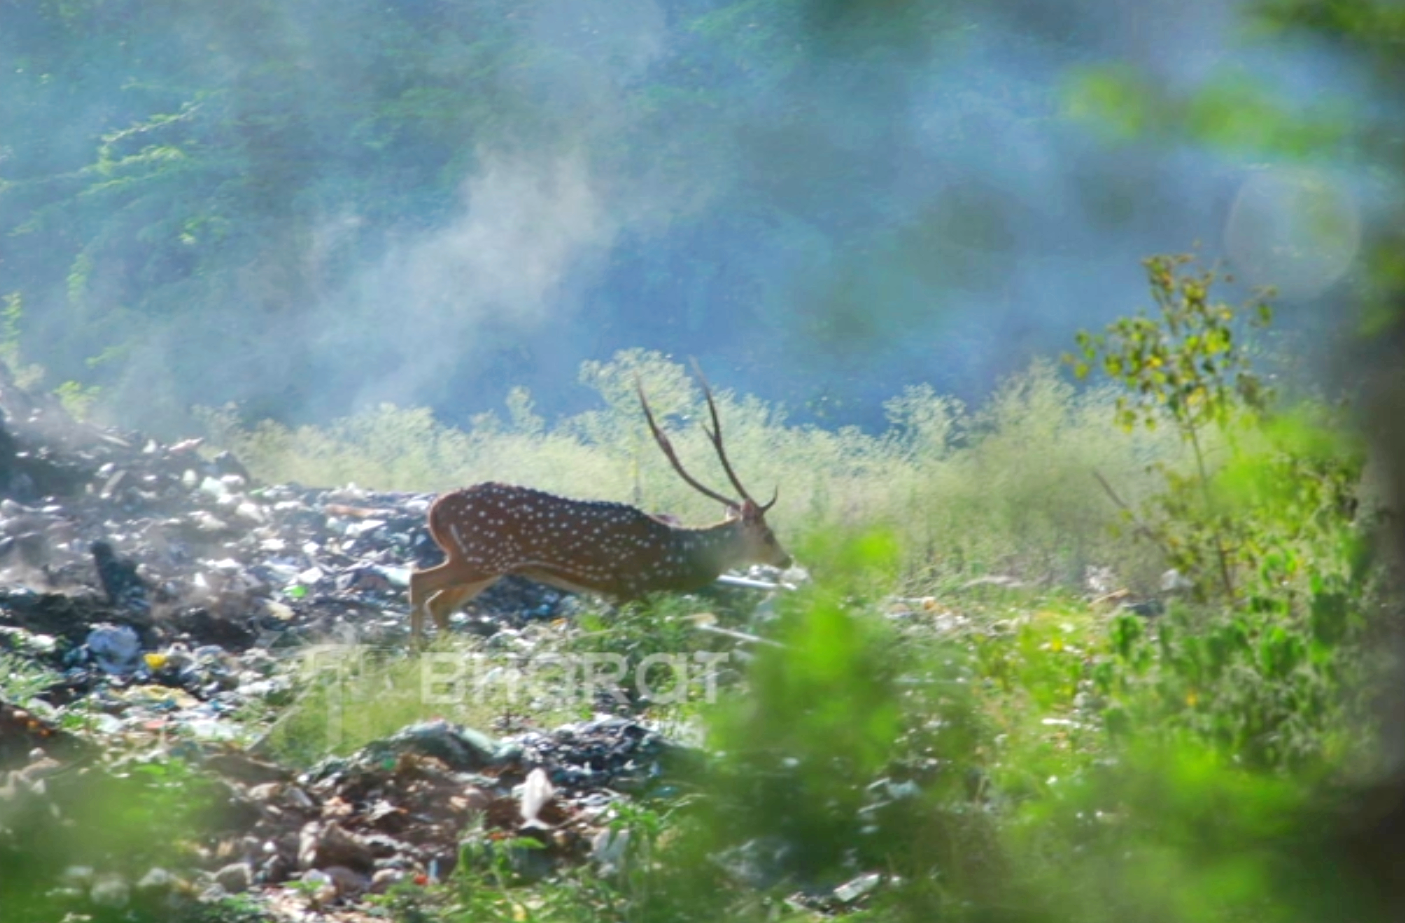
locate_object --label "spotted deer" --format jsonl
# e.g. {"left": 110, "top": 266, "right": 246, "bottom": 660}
{"left": 408, "top": 369, "right": 791, "bottom": 641}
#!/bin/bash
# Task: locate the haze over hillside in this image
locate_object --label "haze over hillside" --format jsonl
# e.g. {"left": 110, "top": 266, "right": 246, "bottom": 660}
{"left": 0, "top": 0, "right": 1374, "bottom": 433}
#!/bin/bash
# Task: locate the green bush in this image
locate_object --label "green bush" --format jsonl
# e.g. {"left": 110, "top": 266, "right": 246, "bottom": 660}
{"left": 0, "top": 756, "right": 221, "bottom": 922}
{"left": 1061, "top": 254, "right": 1377, "bottom": 773}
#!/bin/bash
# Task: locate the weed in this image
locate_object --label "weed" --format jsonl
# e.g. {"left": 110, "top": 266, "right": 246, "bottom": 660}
{"left": 0, "top": 651, "right": 61, "bottom": 703}
{"left": 55, "top": 379, "right": 102, "bottom": 421}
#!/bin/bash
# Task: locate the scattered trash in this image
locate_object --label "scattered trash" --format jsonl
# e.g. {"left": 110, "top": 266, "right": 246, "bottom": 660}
{"left": 519, "top": 767, "right": 556, "bottom": 828}
{"left": 833, "top": 870, "right": 883, "bottom": 904}
{"left": 84, "top": 624, "right": 142, "bottom": 675}
{"left": 0, "top": 363, "right": 788, "bottom": 919}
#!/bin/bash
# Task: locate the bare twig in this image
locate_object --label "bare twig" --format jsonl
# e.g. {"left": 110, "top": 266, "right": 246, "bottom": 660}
{"left": 1091, "top": 468, "right": 1131, "bottom": 511}
{"left": 1091, "top": 468, "right": 1170, "bottom": 551}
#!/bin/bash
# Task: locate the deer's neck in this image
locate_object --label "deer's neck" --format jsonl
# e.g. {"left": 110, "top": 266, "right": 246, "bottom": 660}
{"left": 673, "top": 518, "right": 748, "bottom": 580}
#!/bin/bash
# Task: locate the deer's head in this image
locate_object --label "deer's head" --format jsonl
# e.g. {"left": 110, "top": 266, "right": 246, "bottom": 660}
{"left": 638, "top": 365, "right": 791, "bottom": 572}
{"left": 729, "top": 497, "right": 791, "bottom": 568}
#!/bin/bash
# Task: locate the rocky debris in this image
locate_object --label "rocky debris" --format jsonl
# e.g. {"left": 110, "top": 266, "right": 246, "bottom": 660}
{"left": 84, "top": 622, "right": 143, "bottom": 674}
{"left": 249, "top": 716, "right": 688, "bottom": 887}
{"left": 0, "top": 382, "right": 91, "bottom": 501}
{"left": 1, "top": 705, "right": 693, "bottom": 916}
{"left": 0, "top": 387, "right": 584, "bottom": 758}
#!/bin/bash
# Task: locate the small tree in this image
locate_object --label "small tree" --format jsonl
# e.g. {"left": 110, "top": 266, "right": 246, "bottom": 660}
{"left": 1070, "top": 254, "right": 1375, "bottom": 770}
{"left": 1066, "top": 253, "right": 1273, "bottom": 602}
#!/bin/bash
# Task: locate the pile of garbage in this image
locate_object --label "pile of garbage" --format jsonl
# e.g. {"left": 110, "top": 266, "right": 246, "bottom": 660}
{"left": 0, "top": 357, "right": 585, "bottom": 695}
{"left": 0, "top": 385, "right": 570, "bottom": 646}
{"left": 0, "top": 364, "right": 717, "bottom": 916}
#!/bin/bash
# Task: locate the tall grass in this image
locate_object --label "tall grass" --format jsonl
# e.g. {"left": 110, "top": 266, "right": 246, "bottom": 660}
{"left": 204, "top": 351, "right": 1185, "bottom": 591}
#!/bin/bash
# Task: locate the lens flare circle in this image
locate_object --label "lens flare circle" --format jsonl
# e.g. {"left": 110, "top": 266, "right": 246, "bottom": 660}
{"left": 1224, "top": 167, "right": 1361, "bottom": 300}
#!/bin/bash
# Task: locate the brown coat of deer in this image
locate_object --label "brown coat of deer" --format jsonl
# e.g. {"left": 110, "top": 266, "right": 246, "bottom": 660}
{"left": 408, "top": 370, "right": 790, "bottom": 641}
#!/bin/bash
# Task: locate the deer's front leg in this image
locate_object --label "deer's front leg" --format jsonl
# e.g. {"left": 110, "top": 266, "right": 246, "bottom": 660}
{"left": 426, "top": 579, "right": 498, "bottom": 633}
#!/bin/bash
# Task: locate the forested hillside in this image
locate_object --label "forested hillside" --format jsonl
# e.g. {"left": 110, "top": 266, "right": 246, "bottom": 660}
{"left": 0, "top": 0, "right": 1356, "bottom": 432}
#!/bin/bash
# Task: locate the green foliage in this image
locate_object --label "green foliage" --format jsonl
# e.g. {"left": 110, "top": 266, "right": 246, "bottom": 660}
{"left": 55, "top": 379, "right": 102, "bottom": 421}
{"left": 1062, "top": 64, "right": 1156, "bottom": 141}
{"left": 1092, "top": 600, "right": 1371, "bottom": 772}
{"left": 0, "top": 292, "right": 47, "bottom": 389}
{"left": 175, "top": 895, "right": 273, "bottom": 923}
{"left": 0, "top": 755, "right": 221, "bottom": 922}
{"left": 566, "top": 595, "right": 725, "bottom": 708}
{"left": 692, "top": 540, "right": 1005, "bottom": 909}
{"left": 448, "top": 803, "right": 716, "bottom": 923}
{"left": 1067, "top": 259, "right": 1374, "bottom": 711}
{"left": 444, "top": 841, "right": 648, "bottom": 923}
{"left": 1063, "top": 252, "right": 1375, "bottom": 775}
{"left": 712, "top": 591, "right": 904, "bottom": 792}
{"left": 256, "top": 645, "right": 421, "bottom": 766}
{"left": 932, "top": 361, "right": 1175, "bottom": 588}
{"left": 1063, "top": 63, "right": 1350, "bottom": 155}
{"left": 1006, "top": 740, "right": 1362, "bottom": 923}
{"left": 0, "top": 292, "right": 24, "bottom": 370}
{"left": 1071, "top": 253, "right": 1274, "bottom": 436}
{"left": 260, "top": 639, "right": 590, "bottom": 766}
{"left": 0, "top": 653, "right": 61, "bottom": 703}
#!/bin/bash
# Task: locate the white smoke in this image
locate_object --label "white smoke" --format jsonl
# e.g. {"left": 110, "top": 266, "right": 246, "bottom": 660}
{"left": 325, "top": 150, "right": 616, "bottom": 411}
